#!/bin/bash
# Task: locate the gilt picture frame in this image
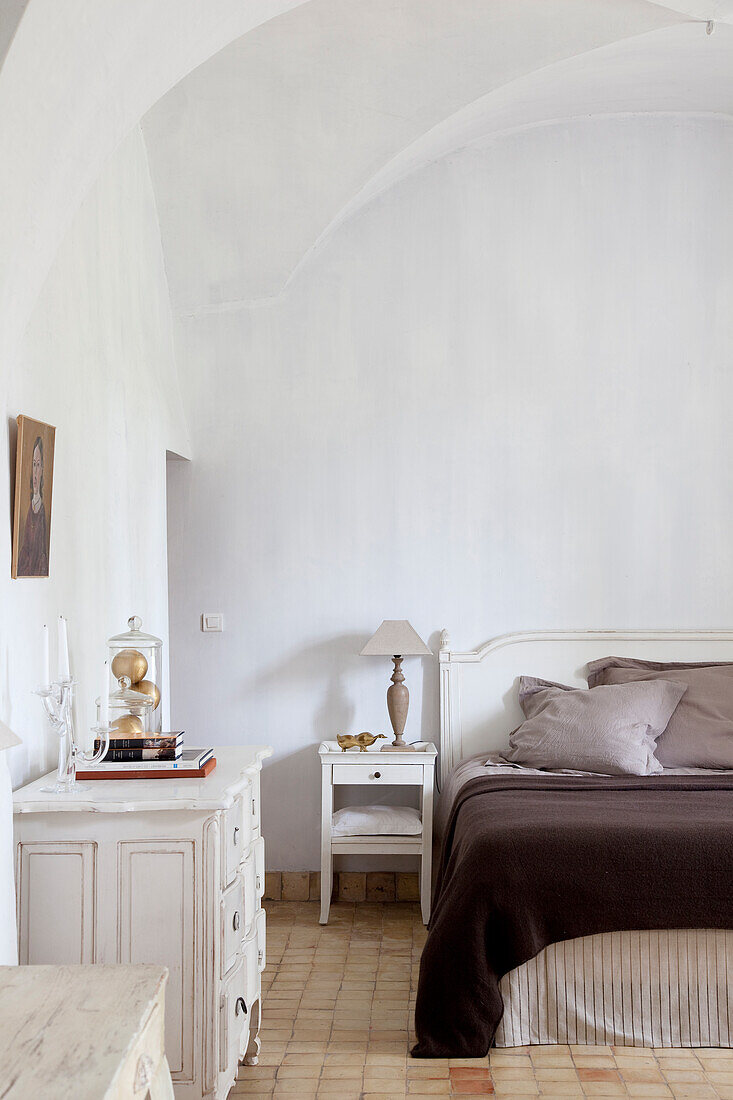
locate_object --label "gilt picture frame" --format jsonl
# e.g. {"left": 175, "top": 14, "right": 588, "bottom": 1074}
{"left": 11, "top": 415, "right": 56, "bottom": 578}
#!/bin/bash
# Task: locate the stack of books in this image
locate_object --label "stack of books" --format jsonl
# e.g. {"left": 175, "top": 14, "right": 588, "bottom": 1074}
{"left": 94, "top": 731, "right": 184, "bottom": 762}
{"left": 78, "top": 733, "right": 215, "bottom": 781}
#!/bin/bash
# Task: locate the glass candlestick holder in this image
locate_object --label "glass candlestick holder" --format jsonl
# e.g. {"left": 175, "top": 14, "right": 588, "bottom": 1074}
{"left": 36, "top": 678, "right": 112, "bottom": 793}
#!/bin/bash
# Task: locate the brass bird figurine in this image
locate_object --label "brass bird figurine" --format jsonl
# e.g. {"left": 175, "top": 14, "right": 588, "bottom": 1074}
{"left": 337, "top": 732, "right": 386, "bottom": 752}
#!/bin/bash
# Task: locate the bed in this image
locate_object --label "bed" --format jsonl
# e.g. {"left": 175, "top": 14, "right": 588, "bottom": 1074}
{"left": 412, "top": 629, "right": 733, "bottom": 1057}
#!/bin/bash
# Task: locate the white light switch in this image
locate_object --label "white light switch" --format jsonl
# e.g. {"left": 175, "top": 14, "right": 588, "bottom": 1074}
{"left": 201, "top": 613, "right": 224, "bottom": 632}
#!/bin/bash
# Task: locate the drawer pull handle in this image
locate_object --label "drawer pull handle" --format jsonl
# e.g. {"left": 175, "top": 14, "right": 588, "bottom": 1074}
{"left": 258, "top": 949, "right": 263, "bottom": 966}
{"left": 256, "top": 874, "right": 262, "bottom": 893}
{"left": 235, "top": 996, "right": 248, "bottom": 1017}
{"left": 233, "top": 826, "right": 240, "bottom": 845}
{"left": 252, "top": 798, "right": 256, "bottom": 816}
{"left": 133, "top": 1054, "right": 154, "bottom": 1093}
{"left": 370, "top": 771, "right": 381, "bottom": 780}
{"left": 233, "top": 910, "right": 240, "bottom": 931}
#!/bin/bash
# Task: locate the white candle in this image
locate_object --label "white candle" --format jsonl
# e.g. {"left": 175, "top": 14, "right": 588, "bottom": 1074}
{"left": 42, "top": 624, "right": 50, "bottom": 688}
{"left": 100, "top": 660, "right": 109, "bottom": 728}
{"left": 58, "top": 616, "right": 70, "bottom": 680}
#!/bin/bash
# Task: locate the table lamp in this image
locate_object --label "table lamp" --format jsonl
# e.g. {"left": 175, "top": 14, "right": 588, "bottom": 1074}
{"left": 360, "top": 620, "right": 431, "bottom": 751}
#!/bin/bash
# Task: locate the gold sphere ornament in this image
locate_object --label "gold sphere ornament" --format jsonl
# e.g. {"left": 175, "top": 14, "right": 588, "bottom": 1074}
{"left": 111, "top": 714, "right": 144, "bottom": 735}
{"left": 111, "top": 649, "right": 148, "bottom": 684}
{"left": 135, "top": 679, "right": 161, "bottom": 710}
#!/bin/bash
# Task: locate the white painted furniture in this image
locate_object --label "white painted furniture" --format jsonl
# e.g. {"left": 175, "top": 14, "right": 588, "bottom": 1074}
{"left": 0, "top": 963, "right": 175, "bottom": 1099}
{"left": 438, "top": 628, "right": 733, "bottom": 1047}
{"left": 12, "top": 746, "right": 272, "bottom": 1100}
{"left": 318, "top": 740, "right": 437, "bottom": 925}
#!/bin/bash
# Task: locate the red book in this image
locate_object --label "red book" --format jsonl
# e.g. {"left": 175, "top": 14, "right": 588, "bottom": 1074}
{"left": 77, "top": 758, "right": 217, "bottom": 781}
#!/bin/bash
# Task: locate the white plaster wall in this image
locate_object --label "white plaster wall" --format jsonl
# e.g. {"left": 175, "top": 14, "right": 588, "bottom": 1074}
{"left": 0, "top": 0, "right": 306, "bottom": 375}
{"left": 3, "top": 125, "right": 186, "bottom": 790}
{"left": 166, "top": 114, "right": 733, "bottom": 870}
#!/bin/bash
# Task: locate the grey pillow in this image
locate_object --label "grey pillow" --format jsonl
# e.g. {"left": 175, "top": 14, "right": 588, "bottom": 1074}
{"left": 505, "top": 676, "right": 687, "bottom": 776}
{"left": 587, "top": 657, "right": 733, "bottom": 768}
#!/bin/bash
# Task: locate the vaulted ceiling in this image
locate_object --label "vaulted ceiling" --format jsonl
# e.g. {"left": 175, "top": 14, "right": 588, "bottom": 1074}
{"left": 0, "top": 0, "right": 304, "bottom": 368}
{"left": 3, "top": 0, "right": 733, "bottom": 365}
{"left": 141, "top": 0, "right": 733, "bottom": 312}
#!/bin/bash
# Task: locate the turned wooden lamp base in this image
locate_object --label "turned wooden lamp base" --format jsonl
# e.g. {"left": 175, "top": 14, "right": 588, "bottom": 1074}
{"left": 382, "top": 655, "right": 416, "bottom": 751}
{"left": 361, "top": 622, "right": 430, "bottom": 751}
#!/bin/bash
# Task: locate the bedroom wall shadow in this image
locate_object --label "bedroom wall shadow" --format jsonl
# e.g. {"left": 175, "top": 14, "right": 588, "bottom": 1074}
{"left": 244, "top": 633, "right": 362, "bottom": 738}
{"left": 418, "top": 631, "right": 441, "bottom": 749}
{"left": 6, "top": 416, "right": 17, "bottom": 536}
{"left": 248, "top": 632, "right": 423, "bottom": 875}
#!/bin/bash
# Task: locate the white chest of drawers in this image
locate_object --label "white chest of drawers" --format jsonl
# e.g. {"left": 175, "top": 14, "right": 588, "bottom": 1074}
{"left": 12, "top": 746, "right": 272, "bottom": 1100}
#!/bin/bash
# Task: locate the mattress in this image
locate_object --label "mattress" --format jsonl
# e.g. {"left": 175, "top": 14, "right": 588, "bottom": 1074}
{"left": 497, "top": 928, "right": 733, "bottom": 1047}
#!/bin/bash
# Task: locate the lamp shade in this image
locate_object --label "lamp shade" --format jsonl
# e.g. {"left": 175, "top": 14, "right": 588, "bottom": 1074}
{"left": 360, "top": 620, "right": 431, "bottom": 657}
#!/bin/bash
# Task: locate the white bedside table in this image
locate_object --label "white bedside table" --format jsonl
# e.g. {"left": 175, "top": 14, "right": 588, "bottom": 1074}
{"left": 318, "top": 740, "right": 437, "bottom": 925}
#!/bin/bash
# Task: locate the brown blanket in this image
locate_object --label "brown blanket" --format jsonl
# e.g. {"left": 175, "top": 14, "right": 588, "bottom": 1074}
{"left": 412, "top": 772, "right": 733, "bottom": 1057}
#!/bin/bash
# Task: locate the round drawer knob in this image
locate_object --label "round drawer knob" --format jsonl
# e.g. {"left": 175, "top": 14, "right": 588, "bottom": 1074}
{"left": 370, "top": 771, "right": 381, "bottom": 780}
{"left": 233, "top": 910, "right": 240, "bottom": 931}
{"left": 235, "top": 996, "right": 248, "bottom": 1017}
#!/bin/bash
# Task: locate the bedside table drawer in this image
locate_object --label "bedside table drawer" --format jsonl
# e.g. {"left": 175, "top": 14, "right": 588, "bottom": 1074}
{"left": 332, "top": 762, "right": 423, "bottom": 785}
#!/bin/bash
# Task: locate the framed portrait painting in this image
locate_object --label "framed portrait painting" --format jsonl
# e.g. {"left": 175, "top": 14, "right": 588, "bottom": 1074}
{"left": 12, "top": 415, "right": 56, "bottom": 578}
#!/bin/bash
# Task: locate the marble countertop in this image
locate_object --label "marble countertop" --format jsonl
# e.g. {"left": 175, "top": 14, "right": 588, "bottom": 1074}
{"left": 0, "top": 963, "right": 169, "bottom": 1098}
{"left": 13, "top": 745, "right": 273, "bottom": 813}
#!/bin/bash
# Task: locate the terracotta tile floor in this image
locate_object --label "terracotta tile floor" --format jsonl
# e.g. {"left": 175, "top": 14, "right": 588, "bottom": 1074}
{"left": 232, "top": 901, "right": 733, "bottom": 1099}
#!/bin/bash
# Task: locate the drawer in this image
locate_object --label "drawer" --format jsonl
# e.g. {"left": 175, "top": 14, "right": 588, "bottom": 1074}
{"left": 221, "top": 873, "right": 245, "bottom": 976}
{"left": 224, "top": 786, "right": 253, "bottom": 884}
{"left": 254, "top": 835, "right": 265, "bottom": 902}
{"left": 243, "top": 924, "right": 259, "bottom": 1006}
{"left": 241, "top": 848, "right": 257, "bottom": 935}
{"left": 219, "top": 959, "right": 250, "bottom": 1076}
{"left": 249, "top": 771, "right": 261, "bottom": 834}
{"left": 256, "top": 906, "right": 266, "bottom": 972}
{"left": 332, "top": 762, "right": 423, "bottom": 785}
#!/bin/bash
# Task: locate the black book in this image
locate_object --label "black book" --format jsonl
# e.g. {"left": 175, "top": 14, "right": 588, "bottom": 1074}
{"left": 99, "top": 746, "right": 183, "bottom": 762}
{"left": 95, "top": 734, "right": 183, "bottom": 751}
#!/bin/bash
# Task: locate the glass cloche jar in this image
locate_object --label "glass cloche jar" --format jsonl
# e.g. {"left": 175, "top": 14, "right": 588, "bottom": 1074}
{"left": 107, "top": 616, "right": 163, "bottom": 733}
{"left": 97, "top": 676, "right": 154, "bottom": 736}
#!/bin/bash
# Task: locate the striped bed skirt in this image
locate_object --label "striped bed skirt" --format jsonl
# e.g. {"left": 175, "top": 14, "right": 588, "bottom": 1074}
{"left": 496, "top": 929, "right": 733, "bottom": 1047}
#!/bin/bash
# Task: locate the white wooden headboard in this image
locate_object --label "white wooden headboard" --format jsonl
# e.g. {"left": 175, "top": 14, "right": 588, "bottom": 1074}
{"left": 438, "top": 628, "right": 733, "bottom": 781}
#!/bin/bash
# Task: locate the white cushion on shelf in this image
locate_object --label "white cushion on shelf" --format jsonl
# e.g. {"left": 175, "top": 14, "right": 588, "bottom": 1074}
{"left": 332, "top": 804, "right": 422, "bottom": 837}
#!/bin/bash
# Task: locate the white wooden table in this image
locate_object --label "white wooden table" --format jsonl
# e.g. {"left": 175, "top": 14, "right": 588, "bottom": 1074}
{"left": 318, "top": 740, "right": 437, "bottom": 925}
{"left": 0, "top": 963, "right": 174, "bottom": 1099}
